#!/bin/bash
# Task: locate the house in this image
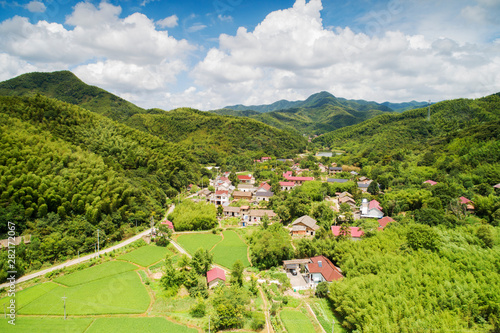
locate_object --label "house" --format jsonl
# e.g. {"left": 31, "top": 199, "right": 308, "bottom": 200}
{"left": 283, "top": 256, "right": 343, "bottom": 289}
{"left": 223, "top": 206, "right": 241, "bottom": 218}
{"left": 232, "top": 191, "right": 252, "bottom": 201}
{"left": 290, "top": 215, "right": 320, "bottom": 236}
{"left": 424, "top": 180, "right": 438, "bottom": 186}
{"left": 339, "top": 196, "right": 357, "bottom": 210}
{"left": 238, "top": 184, "right": 257, "bottom": 193}
{"left": 255, "top": 191, "right": 274, "bottom": 202}
{"left": 244, "top": 210, "right": 277, "bottom": 226}
{"left": 360, "top": 199, "right": 384, "bottom": 218}
{"left": 256, "top": 182, "right": 272, "bottom": 192}
{"left": 459, "top": 197, "right": 474, "bottom": 212}
{"left": 0, "top": 235, "right": 31, "bottom": 249}
{"left": 305, "top": 256, "right": 344, "bottom": 287}
{"left": 331, "top": 226, "right": 365, "bottom": 240}
{"left": 318, "top": 164, "right": 328, "bottom": 173}
{"left": 350, "top": 171, "right": 359, "bottom": 176}
{"left": 494, "top": 183, "right": 500, "bottom": 189}
{"left": 378, "top": 216, "right": 395, "bottom": 229}
{"left": 283, "top": 171, "right": 313, "bottom": 185}
{"left": 280, "top": 181, "right": 296, "bottom": 191}
{"left": 329, "top": 166, "right": 343, "bottom": 174}
{"left": 358, "top": 176, "right": 371, "bottom": 184}
{"left": 161, "top": 220, "right": 174, "bottom": 230}
{"left": 328, "top": 178, "right": 350, "bottom": 184}
{"left": 207, "top": 267, "right": 226, "bottom": 289}
{"left": 210, "top": 190, "right": 229, "bottom": 206}
{"left": 261, "top": 157, "right": 272, "bottom": 161}
{"left": 357, "top": 182, "right": 370, "bottom": 193}
{"left": 237, "top": 174, "right": 255, "bottom": 184}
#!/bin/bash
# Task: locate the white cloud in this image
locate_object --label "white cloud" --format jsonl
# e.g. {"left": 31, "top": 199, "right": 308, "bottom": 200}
{"left": 187, "top": 23, "right": 207, "bottom": 33}
{"left": 186, "top": 0, "right": 500, "bottom": 109}
{"left": 157, "top": 14, "right": 178, "bottom": 28}
{"left": 25, "top": 1, "right": 46, "bottom": 13}
{"left": 218, "top": 14, "right": 233, "bottom": 22}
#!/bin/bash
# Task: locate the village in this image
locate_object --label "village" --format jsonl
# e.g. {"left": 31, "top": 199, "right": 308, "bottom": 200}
{"left": 159, "top": 154, "right": 481, "bottom": 294}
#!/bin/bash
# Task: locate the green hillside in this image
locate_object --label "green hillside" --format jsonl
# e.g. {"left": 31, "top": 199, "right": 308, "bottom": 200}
{"left": 125, "top": 108, "right": 307, "bottom": 164}
{"left": 0, "top": 71, "right": 144, "bottom": 121}
{"left": 216, "top": 91, "right": 393, "bottom": 135}
{"left": 0, "top": 94, "right": 200, "bottom": 277}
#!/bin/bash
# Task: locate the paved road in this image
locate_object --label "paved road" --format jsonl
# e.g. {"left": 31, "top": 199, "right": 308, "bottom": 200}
{"left": 0, "top": 204, "right": 177, "bottom": 289}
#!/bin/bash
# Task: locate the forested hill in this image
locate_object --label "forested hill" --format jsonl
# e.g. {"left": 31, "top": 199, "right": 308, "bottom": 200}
{"left": 0, "top": 94, "right": 200, "bottom": 272}
{"left": 0, "top": 71, "right": 144, "bottom": 121}
{"left": 125, "top": 107, "right": 307, "bottom": 165}
{"left": 212, "top": 91, "right": 395, "bottom": 135}
{"left": 315, "top": 93, "right": 500, "bottom": 157}
{"left": 0, "top": 72, "right": 307, "bottom": 166}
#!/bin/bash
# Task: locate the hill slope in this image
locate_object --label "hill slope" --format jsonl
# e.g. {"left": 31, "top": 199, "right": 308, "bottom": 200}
{"left": 0, "top": 71, "right": 144, "bottom": 121}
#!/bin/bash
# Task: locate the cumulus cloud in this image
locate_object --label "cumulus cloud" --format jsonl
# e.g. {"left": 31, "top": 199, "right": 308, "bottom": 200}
{"left": 25, "top": 1, "right": 46, "bottom": 13}
{"left": 188, "top": 0, "right": 500, "bottom": 109}
{"left": 0, "top": 1, "right": 196, "bottom": 108}
{"left": 157, "top": 14, "right": 178, "bottom": 28}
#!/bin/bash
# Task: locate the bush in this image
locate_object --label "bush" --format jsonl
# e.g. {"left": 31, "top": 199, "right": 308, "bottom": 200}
{"left": 250, "top": 312, "right": 266, "bottom": 330}
{"left": 315, "top": 281, "right": 329, "bottom": 298}
{"left": 189, "top": 299, "right": 206, "bottom": 318}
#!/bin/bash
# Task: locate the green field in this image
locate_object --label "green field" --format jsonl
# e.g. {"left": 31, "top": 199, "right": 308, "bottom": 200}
{"left": 117, "top": 245, "right": 169, "bottom": 267}
{"left": 176, "top": 233, "right": 222, "bottom": 254}
{"left": 54, "top": 261, "right": 137, "bottom": 286}
{"left": 20, "top": 271, "right": 150, "bottom": 315}
{"left": 280, "top": 309, "right": 317, "bottom": 333}
{"left": 87, "top": 317, "right": 197, "bottom": 333}
{"left": 0, "top": 317, "right": 93, "bottom": 332}
{"left": 211, "top": 230, "right": 250, "bottom": 269}
{"left": 0, "top": 282, "right": 58, "bottom": 309}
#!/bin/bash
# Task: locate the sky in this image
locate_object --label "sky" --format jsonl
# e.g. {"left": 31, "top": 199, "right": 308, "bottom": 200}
{"left": 0, "top": 0, "right": 499, "bottom": 110}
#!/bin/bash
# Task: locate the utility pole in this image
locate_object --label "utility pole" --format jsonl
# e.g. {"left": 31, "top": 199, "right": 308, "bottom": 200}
{"left": 97, "top": 229, "right": 100, "bottom": 257}
{"left": 332, "top": 318, "right": 335, "bottom": 333}
{"left": 209, "top": 315, "right": 211, "bottom": 333}
{"left": 62, "top": 294, "right": 67, "bottom": 320}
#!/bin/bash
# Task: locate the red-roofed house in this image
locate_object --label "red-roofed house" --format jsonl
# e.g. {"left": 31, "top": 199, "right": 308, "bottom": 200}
{"left": 306, "top": 255, "right": 343, "bottom": 287}
{"left": 459, "top": 197, "right": 474, "bottom": 212}
{"left": 280, "top": 181, "right": 296, "bottom": 191}
{"left": 261, "top": 157, "right": 272, "bottom": 161}
{"left": 331, "top": 226, "right": 364, "bottom": 240}
{"left": 360, "top": 199, "right": 384, "bottom": 219}
{"left": 494, "top": 183, "right": 500, "bottom": 189}
{"left": 378, "top": 216, "right": 395, "bottom": 229}
{"left": 161, "top": 220, "right": 174, "bottom": 230}
{"left": 257, "top": 182, "right": 272, "bottom": 192}
{"left": 237, "top": 174, "right": 255, "bottom": 184}
{"left": 207, "top": 267, "right": 226, "bottom": 289}
{"left": 283, "top": 172, "right": 314, "bottom": 185}
{"left": 424, "top": 180, "right": 438, "bottom": 186}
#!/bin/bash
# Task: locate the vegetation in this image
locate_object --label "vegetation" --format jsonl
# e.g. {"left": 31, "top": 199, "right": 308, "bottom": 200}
{"left": 54, "top": 261, "right": 137, "bottom": 286}
{"left": 175, "top": 233, "right": 222, "bottom": 255}
{"left": 87, "top": 317, "right": 197, "bottom": 333}
{"left": 116, "top": 245, "right": 169, "bottom": 267}
{"left": 247, "top": 223, "right": 294, "bottom": 269}
{"left": 0, "top": 317, "right": 94, "bottom": 333}
{"left": 168, "top": 201, "right": 217, "bottom": 231}
{"left": 211, "top": 230, "right": 250, "bottom": 269}
{"left": 280, "top": 309, "right": 317, "bottom": 333}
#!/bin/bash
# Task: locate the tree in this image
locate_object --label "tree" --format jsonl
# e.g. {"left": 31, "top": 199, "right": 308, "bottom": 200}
{"left": 217, "top": 205, "right": 223, "bottom": 217}
{"left": 367, "top": 181, "right": 379, "bottom": 195}
{"left": 231, "top": 260, "right": 244, "bottom": 287}
{"left": 261, "top": 214, "right": 270, "bottom": 229}
{"left": 406, "top": 224, "right": 440, "bottom": 251}
{"left": 191, "top": 248, "right": 213, "bottom": 275}
{"left": 315, "top": 281, "right": 329, "bottom": 298}
{"left": 190, "top": 298, "right": 206, "bottom": 317}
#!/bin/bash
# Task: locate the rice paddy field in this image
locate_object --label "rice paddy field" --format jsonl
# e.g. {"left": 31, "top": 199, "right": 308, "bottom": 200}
{"left": 116, "top": 244, "right": 169, "bottom": 267}
{"left": 175, "top": 232, "right": 222, "bottom": 254}
{"left": 211, "top": 230, "right": 250, "bottom": 268}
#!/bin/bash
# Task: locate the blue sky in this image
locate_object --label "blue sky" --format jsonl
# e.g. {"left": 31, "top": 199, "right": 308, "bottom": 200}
{"left": 0, "top": 0, "right": 499, "bottom": 110}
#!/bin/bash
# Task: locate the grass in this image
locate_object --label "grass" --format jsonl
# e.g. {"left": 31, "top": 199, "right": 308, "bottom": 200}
{"left": 19, "top": 271, "right": 150, "bottom": 315}
{"left": 175, "top": 233, "right": 222, "bottom": 255}
{"left": 54, "top": 261, "right": 137, "bottom": 287}
{"left": 211, "top": 230, "right": 250, "bottom": 269}
{"left": 0, "top": 317, "right": 93, "bottom": 332}
{"left": 0, "top": 282, "right": 58, "bottom": 309}
{"left": 280, "top": 309, "right": 317, "bottom": 333}
{"left": 309, "top": 298, "right": 347, "bottom": 333}
{"left": 117, "top": 245, "right": 169, "bottom": 267}
{"left": 87, "top": 317, "right": 197, "bottom": 333}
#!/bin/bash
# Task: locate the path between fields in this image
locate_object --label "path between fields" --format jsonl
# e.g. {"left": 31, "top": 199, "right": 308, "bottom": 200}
{"left": 0, "top": 205, "right": 178, "bottom": 289}
{"left": 306, "top": 302, "right": 326, "bottom": 333}
{"left": 259, "top": 286, "right": 274, "bottom": 333}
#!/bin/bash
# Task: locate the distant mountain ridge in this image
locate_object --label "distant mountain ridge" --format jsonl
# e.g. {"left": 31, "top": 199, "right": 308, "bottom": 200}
{"left": 213, "top": 91, "right": 404, "bottom": 135}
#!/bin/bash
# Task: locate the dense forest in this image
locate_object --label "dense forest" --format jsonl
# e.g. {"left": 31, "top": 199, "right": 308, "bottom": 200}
{"left": 0, "top": 94, "right": 200, "bottom": 279}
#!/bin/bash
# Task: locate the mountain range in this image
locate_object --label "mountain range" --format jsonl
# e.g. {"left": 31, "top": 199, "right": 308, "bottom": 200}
{"left": 212, "top": 91, "right": 428, "bottom": 135}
